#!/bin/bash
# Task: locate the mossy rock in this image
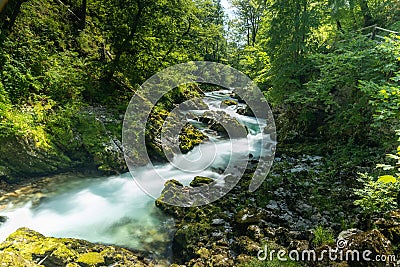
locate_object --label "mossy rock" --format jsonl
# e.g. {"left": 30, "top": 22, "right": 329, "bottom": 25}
{"left": 0, "top": 251, "right": 37, "bottom": 267}
{"left": 190, "top": 176, "right": 214, "bottom": 187}
{"left": 155, "top": 179, "right": 187, "bottom": 216}
{"left": 343, "top": 229, "right": 393, "bottom": 267}
{"left": 76, "top": 252, "right": 104, "bottom": 266}
{"left": 0, "top": 228, "right": 152, "bottom": 267}
{"left": 173, "top": 223, "right": 212, "bottom": 263}
{"left": 0, "top": 136, "right": 72, "bottom": 183}
{"left": 222, "top": 100, "right": 238, "bottom": 106}
{"left": 179, "top": 124, "right": 207, "bottom": 153}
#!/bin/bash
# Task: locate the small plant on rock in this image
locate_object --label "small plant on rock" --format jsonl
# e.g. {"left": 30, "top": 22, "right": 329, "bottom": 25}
{"left": 312, "top": 226, "right": 334, "bottom": 247}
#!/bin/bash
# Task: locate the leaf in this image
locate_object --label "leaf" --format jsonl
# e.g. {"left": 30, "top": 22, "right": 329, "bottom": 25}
{"left": 376, "top": 164, "right": 395, "bottom": 170}
{"left": 378, "top": 175, "right": 397, "bottom": 184}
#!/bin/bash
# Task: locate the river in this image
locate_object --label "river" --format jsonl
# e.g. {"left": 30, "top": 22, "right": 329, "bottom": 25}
{"left": 0, "top": 90, "right": 273, "bottom": 259}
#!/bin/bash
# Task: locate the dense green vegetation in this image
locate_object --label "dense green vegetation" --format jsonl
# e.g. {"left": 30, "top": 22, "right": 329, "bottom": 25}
{"left": 0, "top": 0, "right": 400, "bottom": 265}
{"left": 0, "top": 0, "right": 227, "bottom": 181}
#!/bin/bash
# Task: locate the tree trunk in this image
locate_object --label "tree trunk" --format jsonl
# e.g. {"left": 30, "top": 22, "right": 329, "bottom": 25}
{"left": 336, "top": 20, "right": 344, "bottom": 33}
{"left": 106, "top": 0, "right": 143, "bottom": 80}
{"left": 80, "top": 0, "right": 87, "bottom": 29}
{"left": 359, "top": 0, "right": 374, "bottom": 27}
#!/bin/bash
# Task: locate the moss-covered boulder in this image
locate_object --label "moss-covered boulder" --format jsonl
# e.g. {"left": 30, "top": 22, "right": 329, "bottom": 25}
{"left": 0, "top": 136, "right": 72, "bottom": 183}
{"left": 0, "top": 228, "right": 152, "bottom": 267}
{"left": 155, "top": 179, "right": 187, "bottom": 217}
{"left": 146, "top": 108, "right": 207, "bottom": 162}
{"left": 0, "top": 107, "right": 127, "bottom": 183}
{"left": 172, "top": 223, "right": 212, "bottom": 263}
{"left": 221, "top": 100, "right": 238, "bottom": 106}
{"left": 179, "top": 125, "right": 207, "bottom": 154}
{"left": 375, "top": 209, "right": 400, "bottom": 244}
{"left": 189, "top": 176, "right": 214, "bottom": 187}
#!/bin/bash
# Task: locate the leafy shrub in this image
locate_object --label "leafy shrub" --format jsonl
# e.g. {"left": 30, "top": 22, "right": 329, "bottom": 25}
{"left": 354, "top": 130, "right": 400, "bottom": 215}
{"left": 354, "top": 173, "right": 400, "bottom": 214}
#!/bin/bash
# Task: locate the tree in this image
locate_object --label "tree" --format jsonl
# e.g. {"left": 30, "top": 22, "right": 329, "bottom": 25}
{"left": 231, "top": 0, "right": 265, "bottom": 46}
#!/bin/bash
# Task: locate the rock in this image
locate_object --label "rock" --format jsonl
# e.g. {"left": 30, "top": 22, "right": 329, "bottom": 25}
{"left": 345, "top": 229, "right": 393, "bottom": 267}
{"left": 375, "top": 209, "right": 400, "bottom": 244}
{"left": 264, "top": 227, "right": 276, "bottom": 238}
{"left": 337, "top": 228, "right": 363, "bottom": 241}
{"left": 190, "top": 176, "right": 214, "bottom": 187}
{"left": 235, "top": 207, "right": 267, "bottom": 225}
{"left": 211, "top": 231, "right": 225, "bottom": 238}
{"left": 211, "top": 219, "right": 226, "bottom": 226}
{"left": 199, "top": 111, "right": 247, "bottom": 138}
{"left": 297, "top": 202, "right": 313, "bottom": 214}
{"left": 173, "top": 223, "right": 211, "bottom": 263}
{"left": 221, "top": 100, "right": 238, "bottom": 106}
{"left": 234, "top": 236, "right": 261, "bottom": 254}
{"left": 247, "top": 225, "right": 263, "bottom": 240}
{"left": 288, "top": 239, "right": 310, "bottom": 251}
{"left": 236, "top": 106, "right": 255, "bottom": 117}
{"left": 0, "top": 228, "right": 152, "bottom": 266}
{"left": 0, "top": 216, "right": 8, "bottom": 224}
{"left": 155, "top": 180, "right": 186, "bottom": 217}
{"left": 266, "top": 200, "right": 280, "bottom": 212}
{"left": 178, "top": 124, "right": 208, "bottom": 154}
{"left": 76, "top": 252, "right": 105, "bottom": 267}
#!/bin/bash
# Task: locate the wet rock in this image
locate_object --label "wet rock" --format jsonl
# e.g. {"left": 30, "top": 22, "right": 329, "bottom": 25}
{"left": 0, "top": 216, "right": 7, "bottom": 224}
{"left": 199, "top": 111, "right": 247, "bottom": 138}
{"left": 221, "top": 100, "right": 238, "bottom": 106}
{"left": 236, "top": 106, "right": 255, "bottom": 117}
{"left": 155, "top": 180, "right": 186, "bottom": 217}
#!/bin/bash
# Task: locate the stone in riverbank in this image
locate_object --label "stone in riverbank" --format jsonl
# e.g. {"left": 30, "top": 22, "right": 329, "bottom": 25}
{"left": 0, "top": 228, "right": 153, "bottom": 267}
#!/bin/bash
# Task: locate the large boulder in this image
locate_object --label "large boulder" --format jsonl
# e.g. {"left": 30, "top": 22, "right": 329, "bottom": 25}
{"left": 0, "top": 228, "right": 152, "bottom": 267}
{"left": 375, "top": 209, "right": 400, "bottom": 244}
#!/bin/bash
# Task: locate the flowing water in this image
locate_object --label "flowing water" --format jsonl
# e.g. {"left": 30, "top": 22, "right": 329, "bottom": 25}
{"left": 0, "top": 90, "right": 273, "bottom": 259}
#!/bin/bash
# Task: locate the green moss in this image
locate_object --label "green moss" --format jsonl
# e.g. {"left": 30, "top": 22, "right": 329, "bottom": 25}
{"left": 222, "top": 99, "right": 238, "bottom": 106}
{"left": 0, "top": 251, "right": 36, "bottom": 267}
{"left": 190, "top": 176, "right": 214, "bottom": 187}
{"left": 179, "top": 124, "right": 207, "bottom": 153}
{"left": 0, "top": 228, "right": 151, "bottom": 266}
{"left": 77, "top": 252, "right": 105, "bottom": 266}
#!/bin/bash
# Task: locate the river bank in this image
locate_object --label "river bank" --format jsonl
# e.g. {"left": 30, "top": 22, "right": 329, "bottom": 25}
{"left": 0, "top": 88, "right": 399, "bottom": 267}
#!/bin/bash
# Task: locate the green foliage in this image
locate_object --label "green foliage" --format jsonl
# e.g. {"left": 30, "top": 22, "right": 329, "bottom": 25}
{"left": 354, "top": 173, "right": 400, "bottom": 214}
{"left": 354, "top": 130, "right": 400, "bottom": 215}
{"left": 359, "top": 36, "right": 400, "bottom": 133}
{"left": 312, "top": 226, "right": 335, "bottom": 247}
